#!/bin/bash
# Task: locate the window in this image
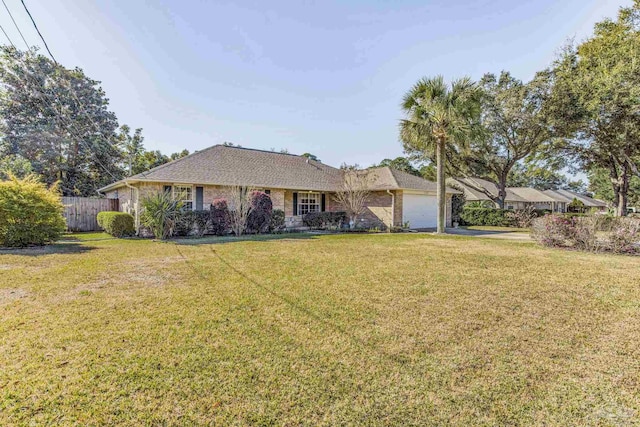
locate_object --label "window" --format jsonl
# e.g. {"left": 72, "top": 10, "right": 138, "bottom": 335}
{"left": 298, "top": 192, "right": 320, "bottom": 215}
{"left": 173, "top": 185, "right": 193, "bottom": 210}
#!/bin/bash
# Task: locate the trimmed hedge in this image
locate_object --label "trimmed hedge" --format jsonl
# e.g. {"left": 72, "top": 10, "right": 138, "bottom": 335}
{"left": 302, "top": 211, "right": 348, "bottom": 229}
{"left": 175, "top": 210, "right": 210, "bottom": 237}
{"left": 0, "top": 174, "right": 66, "bottom": 247}
{"left": 459, "top": 208, "right": 511, "bottom": 226}
{"left": 97, "top": 211, "right": 135, "bottom": 237}
{"left": 461, "top": 207, "right": 549, "bottom": 227}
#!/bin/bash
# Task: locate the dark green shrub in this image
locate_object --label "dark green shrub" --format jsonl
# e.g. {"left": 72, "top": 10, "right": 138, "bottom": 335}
{"left": 175, "top": 210, "right": 210, "bottom": 237}
{"left": 269, "top": 209, "right": 285, "bottom": 233}
{"left": 97, "top": 211, "right": 135, "bottom": 237}
{"left": 302, "top": 211, "right": 348, "bottom": 229}
{"left": 246, "top": 191, "right": 273, "bottom": 234}
{"left": 448, "top": 183, "right": 466, "bottom": 224}
{"left": 0, "top": 174, "right": 66, "bottom": 247}
{"left": 459, "top": 207, "right": 511, "bottom": 226}
{"left": 568, "top": 197, "right": 587, "bottom": 213}
{"left": 210, "top": 199, "right": 231, "bottom": 236}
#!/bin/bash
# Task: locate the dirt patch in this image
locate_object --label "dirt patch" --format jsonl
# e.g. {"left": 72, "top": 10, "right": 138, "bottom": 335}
{"left": 0, "top": 288, "right": 27, "bottom": 304}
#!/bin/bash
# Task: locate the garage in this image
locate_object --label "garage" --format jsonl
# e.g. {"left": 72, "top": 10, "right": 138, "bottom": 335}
{"left": 402, "top": 192, "right": 438, "bottom": 229}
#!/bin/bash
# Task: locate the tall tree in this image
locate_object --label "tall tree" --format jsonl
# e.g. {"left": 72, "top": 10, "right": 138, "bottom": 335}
{"left": 400, "top": 76, "right": 481, "bottom": 233}
{"left": 447, "top": 71, "right": 555, "bottom": 208}
{"left": 551, "top": 1, "right": 640, "bottom": 215}
{"left": 507, "top": 162, "right": 587, "bottom": 192}
{"left": 588, "top": 167, "right": 640, "bottom": 210}
{"left": 0, "top": 47, "right": 123, "bottom": 195}
{"left": 372, "top": 157, "right": 421, "bottom": 176}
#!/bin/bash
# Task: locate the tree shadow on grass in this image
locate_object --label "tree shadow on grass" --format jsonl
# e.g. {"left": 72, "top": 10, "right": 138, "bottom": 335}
{"left": 0, "top": 242, "right": 98, "bottom": 257}
{"left": 173, "top": 232, "right": 319, "bottom": 246}
{"left": 173, "top": 244, "right": 415, "bottom": 367}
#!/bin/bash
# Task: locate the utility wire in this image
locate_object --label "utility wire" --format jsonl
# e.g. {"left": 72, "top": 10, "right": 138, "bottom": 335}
{"left": 0, "top": 22, "right": 15, "bottom": 48}
{"left": 20, "top": 0, "right": 55, "bottom": 63}
{"left": 2, "top": 0, "right": 28, "bottom": 49}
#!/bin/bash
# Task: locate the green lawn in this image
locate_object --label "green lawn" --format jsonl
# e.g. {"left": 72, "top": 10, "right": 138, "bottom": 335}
{"left": 1, "top": 233, "right": 639, "bottom": 425}
{"left": 460, "top": 225, "right": 530, "bottom": 232}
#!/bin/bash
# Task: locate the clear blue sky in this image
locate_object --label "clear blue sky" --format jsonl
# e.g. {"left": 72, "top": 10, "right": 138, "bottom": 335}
{"left": 0, "top": 0, "right": 631, "bottom": 167}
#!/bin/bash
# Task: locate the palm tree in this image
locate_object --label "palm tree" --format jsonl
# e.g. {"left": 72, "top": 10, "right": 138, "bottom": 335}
{"left": 400, "top": 76, "right": 481, "bottom": 233}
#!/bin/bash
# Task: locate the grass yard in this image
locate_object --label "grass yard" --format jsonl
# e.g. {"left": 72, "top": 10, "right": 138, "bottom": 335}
{"left": 1, "top": 233, "right": 639, "bottom": 425}
{"left": 460, "top": 225, "right": 530, "bottom": 232}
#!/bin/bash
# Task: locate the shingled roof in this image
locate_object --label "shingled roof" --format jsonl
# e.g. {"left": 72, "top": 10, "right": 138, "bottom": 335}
{"left": 543, "top": 189, "right": 608, "bottom": 208}
{"left": 99, "top": 145, "right": 456, "bottom": 193}
{"left": 449, "top": 178, "right": 529, "bottom": 202}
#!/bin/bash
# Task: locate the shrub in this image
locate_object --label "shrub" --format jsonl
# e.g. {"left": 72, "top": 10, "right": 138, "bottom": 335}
{"left": 449, "top": 184, "right": 466, "bottom": 225}
{"left": 302, "top": 211, "right": 348, "bottom": 229}
{"left": 175, "top": 210, "right": 210, "bottom": 237}
{"left": 568, "top": 197, "right": 587, "bottom": 213}
{"left": 531, "top": 214, "right": 575, "bottom": 247}
{"left": 210, "top": 199, "right": 231, "bottom": 236}
{"left": 97, "top": 211, "right": 135, "bottom": 237}
{"left": 269, "top": 209, "right": 285, "bottom": 233}
{"left": 532, "top": 214, "right": 640, "bottom": 254}
{"left": 459, "top": 207, "right": 511, "bottom": 227}
{"left": 246, "top": 191, "right": 273, "bottom": 234}
{"left": 0, "top": 174, "right": 66, "bottom": 247}
{"left": 140, "top": 191, "right": 183, "bottom": 239}
{"left": 505, "top": 206, "right": 538, "bottom": 228}
{"left": 607, "top": 218, "right": 640, "bottom": 254}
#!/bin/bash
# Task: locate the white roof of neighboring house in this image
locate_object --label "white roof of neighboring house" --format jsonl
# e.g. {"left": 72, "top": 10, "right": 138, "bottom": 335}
{"left": 451, "top": 177, "right": 609, "bottom": 207}
{"left": 449, "top": 178, "right": 528, "bottom": 202}
{"left": 508, "top": 187, "right": 558, "bottom": 203}
{"left": 543, "top": 189, "right": 608, "bottom": 208}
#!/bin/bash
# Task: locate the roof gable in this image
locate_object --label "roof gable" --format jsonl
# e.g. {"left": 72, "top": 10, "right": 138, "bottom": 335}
{"left": 100, "top": 146, "right": 461, "bottom": 194}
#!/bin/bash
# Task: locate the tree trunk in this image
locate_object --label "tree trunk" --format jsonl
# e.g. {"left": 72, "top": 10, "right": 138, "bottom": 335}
{"left": 618, "top": 164, "right": 630, "bottom": 217}
{"left": 609, "top": 162, "right": 622, "bottom": 216}
{"left": 497, "top": 177, "right": 507, "bottom": 210}
{"left": 436, "top": 137, "right": 446, "bottom": 234}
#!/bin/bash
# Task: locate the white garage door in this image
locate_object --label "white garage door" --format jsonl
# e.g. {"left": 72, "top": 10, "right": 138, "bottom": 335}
{"left": 403, "top": 193, "right": 438, "bottom": 229}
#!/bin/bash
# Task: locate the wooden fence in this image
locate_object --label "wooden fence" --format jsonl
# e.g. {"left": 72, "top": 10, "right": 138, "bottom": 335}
{"left": 62, "top": 197, "right": 119, "bottom": 232}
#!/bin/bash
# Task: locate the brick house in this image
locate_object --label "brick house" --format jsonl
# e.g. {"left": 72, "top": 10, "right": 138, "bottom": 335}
{"left": 99, "top": 145, "right": 460, "bottom": 230}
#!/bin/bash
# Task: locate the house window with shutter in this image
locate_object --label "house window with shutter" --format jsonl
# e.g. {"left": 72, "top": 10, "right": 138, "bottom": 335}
{"left": 298, "top": 192, "right": 321, "bottom": 215}
{"left": 173, "top": 185, "right": 193, "bottom": 210}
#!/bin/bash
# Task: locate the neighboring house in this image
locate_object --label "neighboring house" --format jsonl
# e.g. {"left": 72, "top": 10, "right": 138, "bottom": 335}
{"left": 450, "top": 177, "right": 608, "bottom": 213}
{"left": 542, "top": 189, "right": 608, "bottom": 212}
{"left": 99, "top": 145, "right": 460, "bottom": 230}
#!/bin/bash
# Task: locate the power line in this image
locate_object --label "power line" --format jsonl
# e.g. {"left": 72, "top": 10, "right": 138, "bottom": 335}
{"left": 0, "top": 22, "right": 15, "bottom": 48}
{"left": 20, "top": 0, "right": 55, "bottom": 63}
{"left": 2, "top": 0, "right": 28, "bottom": 49}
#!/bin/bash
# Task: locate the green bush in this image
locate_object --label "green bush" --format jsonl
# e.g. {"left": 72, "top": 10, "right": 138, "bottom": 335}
{"left": 0, "top": 174, "right": 66, "bottom": 247}
{"left": 174, "top": 210, "right": 211, "bottom": 237}
{"left": 269, "top": 209, "right": 285, "bottom": 233}
{"left": 302, "top": 211, "right": 348, "bottom": 229}
{"left": 97, "top": 211, "right": 135, "bottom": 237}
{"left": 459, "top": 207, "right": 511, "bottom": 226}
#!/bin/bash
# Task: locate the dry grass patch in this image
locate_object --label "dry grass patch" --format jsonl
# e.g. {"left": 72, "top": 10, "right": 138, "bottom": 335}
{"left": 1, "top": 233, "right": 639, "bottom": 425}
